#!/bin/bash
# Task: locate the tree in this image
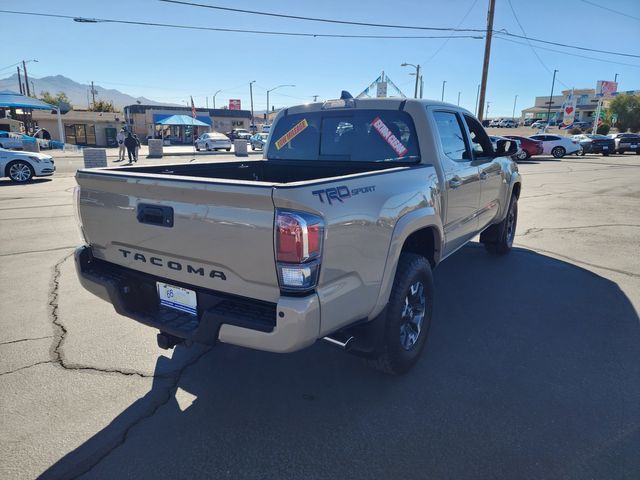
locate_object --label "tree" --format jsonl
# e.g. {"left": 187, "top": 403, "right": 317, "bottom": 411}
{"left": 89, "top": 100, "right": 117, "bottom": 112}
{"left": 608, "top": 93, "right": 640, "bottom": 133}
{"left": 596, "top": 123, "right": 610, "bottom": 135}
{"left": 39, "top": 91, "right": 71, "bottom": 108}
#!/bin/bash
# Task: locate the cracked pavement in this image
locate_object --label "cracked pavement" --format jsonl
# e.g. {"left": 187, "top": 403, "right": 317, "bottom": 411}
{"left": 1, "top": 153, "right": 639, "bottom": 479}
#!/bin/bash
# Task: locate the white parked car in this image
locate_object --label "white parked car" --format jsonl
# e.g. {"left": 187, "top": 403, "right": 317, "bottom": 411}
{"left": 0, "top": 148, "right": 55, "bottom": 183}
{"left": 195, "top": 132, "right": 232, "bottom": 152}
{"left": 498, "top": 119, "right": 517, "bottom": 128}
{"left": 529, "top": 134, "right": 580, "bottom": 158}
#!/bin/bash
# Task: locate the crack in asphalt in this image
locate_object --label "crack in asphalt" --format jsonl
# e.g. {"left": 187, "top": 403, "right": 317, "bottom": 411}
{"left": 518, "top": 224, "right": 640, "bottom": 237}
{"left": 0, "top": 335, "right": 54, "bottom": 346}
{"left": 73, "top": 347, "right": 212, "bottom": 479}
{"left": 516, "top": 242, "right": 640, "bottom": 278}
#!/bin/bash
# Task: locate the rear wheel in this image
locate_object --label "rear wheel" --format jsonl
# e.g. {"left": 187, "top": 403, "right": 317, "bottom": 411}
{"left": 579, "top": 146, "right": 586, "bottom": 156}
{"left": 7, "top": 161, "right": 35, "bottom": 183}
{"left": 206, "top": 143, "right": 211, "bottom": 151}
{"left": 226, "top": 148, "right": 231, "bottom": 152}
{"left": 551, "top": 146, "right": 566, "bottom": 158}
{"left": 516, "top": 149, "right": 527, "bottom": 161}
{"left": 366, "top": 253, "right": 433, "bottom": 375}
{"left": 482, "top": 194, "right": 518, "bottom": 254}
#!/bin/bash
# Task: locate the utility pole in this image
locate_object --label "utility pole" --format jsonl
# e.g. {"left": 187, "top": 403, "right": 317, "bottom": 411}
{"left": 415, "top": 65, "right": 421, "bottom": 99}
{"left": 546, "top": 69, "right": 558, "bottom": 122}
{"left": 420, "top": 77, "right": 424, "bottom": 99}
{"left": 22, "top": 60, "right": 31, "bottom": 97}
{"left": 457, "top": 91, "right": 461, "bottom": 106}
{"left": 312, "top": 95, "right": 319, "bottom": 102}
{"left": 16, "top": 67, "right": 23, "bottom": 95}
{"left": 90, "top": 81, "right": 97, "bottom": 108}
{"left": 249, "top": 81, "right": 256, "bottom": 128}
{"left": 441, "top": 80, "right": 447, "bottom": 102}
{"left": 477, "top": 0, "right": 496, "bottom": 121}
{"left": 512, "top": 94, "right": 518, "bottom": 120}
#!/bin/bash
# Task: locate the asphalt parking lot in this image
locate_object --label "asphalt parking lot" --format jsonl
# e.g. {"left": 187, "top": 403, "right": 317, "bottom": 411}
{"left": 1, "top": 151, "right": 639, "bottom": 479}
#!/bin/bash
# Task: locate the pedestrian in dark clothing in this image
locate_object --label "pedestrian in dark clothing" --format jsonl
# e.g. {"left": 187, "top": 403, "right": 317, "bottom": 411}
{"left": 133, "top": 134, "right": 141, "bottom": 161}
{"left": 124, "top": 133, "right": 137, "bottom": 163}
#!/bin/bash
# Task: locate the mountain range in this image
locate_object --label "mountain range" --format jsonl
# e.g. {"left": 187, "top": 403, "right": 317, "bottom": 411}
{"left": 0, "top": 74, "right": 174, "bottom": 110}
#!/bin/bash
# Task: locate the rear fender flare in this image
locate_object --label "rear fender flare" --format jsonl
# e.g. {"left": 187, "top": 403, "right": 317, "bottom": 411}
{"left": 369, "top": 208, "right": 443, "bottom": 319}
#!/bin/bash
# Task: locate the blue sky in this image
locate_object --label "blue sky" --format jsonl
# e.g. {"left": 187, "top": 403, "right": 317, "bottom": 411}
{"left": 2, "top": 0, "right": 639, "bottom": 116}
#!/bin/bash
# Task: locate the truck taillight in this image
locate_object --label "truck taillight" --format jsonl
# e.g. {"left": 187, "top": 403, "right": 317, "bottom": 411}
{"left": 276, "top": 210, "right": 324, "bottom": 292}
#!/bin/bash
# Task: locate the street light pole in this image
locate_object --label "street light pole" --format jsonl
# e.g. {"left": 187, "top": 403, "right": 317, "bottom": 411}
{"left": 457, "top": 91, "right": 461, "bottom": 106}
{"left": 441, "top": 80, "right": 447, "bottom": 102}
{"left": 475, "top": 84, "right": 480, "bottom": 115}
{"left": 614, "top": 73, "right": 619, "bottom": 84}
{"left": 249, "top": 80, "right": 256, "bottom": 128}
{"left": 266, "top": 84, "right": 295, "bottom": 125}
{"left": 546, "top": 69, "right": 558, "bottom": 122}
{"left": 512, "top": 94, "right": 518, "bottom": 120}
{"left": 212, "top": 89, "right": 222, "bottom": 110}
{"left": 485, "top": 101, "right": 491, "bottom": 119}
{"left": 401, "top": 63, "right": 421, "bottom": 99}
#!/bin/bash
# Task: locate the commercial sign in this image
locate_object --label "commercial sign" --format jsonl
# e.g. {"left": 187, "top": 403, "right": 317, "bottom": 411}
{"left": 229, "top": 99, "right": 241, "bottom": 110}
{"left": 562, "top": 90, "right": 577, "bottom": 127}
{"left": 596, "top": 80, "right": 618, "bottom": 97}
{"left": 376, "top": 82, "right": 388, "bottom": 98}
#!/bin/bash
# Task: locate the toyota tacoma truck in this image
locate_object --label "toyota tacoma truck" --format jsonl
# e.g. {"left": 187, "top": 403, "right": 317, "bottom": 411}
{"left": 74, "top": 94, "right": 521, "bottom": 374}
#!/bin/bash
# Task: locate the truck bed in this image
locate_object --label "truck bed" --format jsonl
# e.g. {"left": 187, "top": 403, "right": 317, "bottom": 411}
{"left": 102, "top": 159, "right": 407, "bottom": 184}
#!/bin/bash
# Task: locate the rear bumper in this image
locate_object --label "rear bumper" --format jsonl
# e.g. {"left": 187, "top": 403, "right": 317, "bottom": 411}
{"left": 74, "top": 245, "right": 320, "bottom": 353}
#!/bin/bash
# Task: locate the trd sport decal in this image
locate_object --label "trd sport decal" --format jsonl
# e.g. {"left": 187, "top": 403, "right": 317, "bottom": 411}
{"left": 312, "top": 185, "right": 375, "bottom": 205}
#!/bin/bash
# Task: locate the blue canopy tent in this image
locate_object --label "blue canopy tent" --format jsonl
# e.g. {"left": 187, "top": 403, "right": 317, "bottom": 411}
{"left": 0, "top": 90, "right": 65, "bottom": 143}
{"left": 155, "top": 114, "right": 210, "bottom": 145}
{"left": 155, "top": 114, "right": 210, "bottom": 127}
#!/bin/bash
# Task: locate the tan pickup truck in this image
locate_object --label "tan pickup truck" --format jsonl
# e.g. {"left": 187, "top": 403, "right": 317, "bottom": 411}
{"left": 74, "top": 94, "right": 522, "bottom": 374}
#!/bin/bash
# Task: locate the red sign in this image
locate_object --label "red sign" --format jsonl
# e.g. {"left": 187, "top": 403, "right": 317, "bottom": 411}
{"left": 229, "top": 99, "right": 241, "bottom": 110}
{"left": 371, "top": 116, "right": 408, "bottom": 157}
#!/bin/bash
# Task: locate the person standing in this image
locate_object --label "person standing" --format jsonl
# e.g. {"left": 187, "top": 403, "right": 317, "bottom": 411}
{"left": 116, "top": 128, "right": 126, "bottom": 162}
{"left": 124, "top": 133, "right": 137, "bottom": 164}
{"left": 133, "top": 134, "right": 141, "bottom": 162}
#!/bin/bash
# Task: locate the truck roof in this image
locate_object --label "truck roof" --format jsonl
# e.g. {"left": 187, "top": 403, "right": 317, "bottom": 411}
{"left": 284, "top": 97, "right": 473, "bottom": 117}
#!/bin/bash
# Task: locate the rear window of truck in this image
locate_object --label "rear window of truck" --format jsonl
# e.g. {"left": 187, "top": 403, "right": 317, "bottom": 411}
{"left": 267, "top": 110, "right": 420, "bottom": 162}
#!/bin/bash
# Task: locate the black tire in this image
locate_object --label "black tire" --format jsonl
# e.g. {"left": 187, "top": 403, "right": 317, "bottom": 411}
{"left": 226, "top": 148, "right": 231, "bottom": 152}
{"left": 366, "top": 253, "right": 433, "bottom": 375}
{"left": 579, "top": 146, "right": 586, "bottom": 156}
{"left": 195, "top": 146, "right": 200, "bottom": 151}
{"left": 551, "top": 146, "right": 566, "bottom": 158}
{"left": 603, "top": 152, "right": 609, "bottom": 156}
{"left": 7, "top": 160, "right": 35, "bottom": 183}
{"left": 483, "top": 194, "right": 518, "bottom": 254}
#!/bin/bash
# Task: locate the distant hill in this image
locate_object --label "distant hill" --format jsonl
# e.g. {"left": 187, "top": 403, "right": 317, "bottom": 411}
{"left": 0, "top": 74, "right": 177, "bottom": 110}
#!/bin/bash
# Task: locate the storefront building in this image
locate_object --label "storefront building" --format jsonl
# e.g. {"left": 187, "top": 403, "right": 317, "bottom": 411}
{"left": 31, "top": 110, "right": 123, "bottom": 147}
{"left": 124, "top": 104, "right": 252, "bottom": 144}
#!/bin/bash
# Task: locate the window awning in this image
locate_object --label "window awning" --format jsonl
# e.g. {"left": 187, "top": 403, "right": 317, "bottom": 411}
{"left": 154, "top": 114, "right": 211, "bottom": 126}
{"left": 0, "top": 90, "right": 55, "bottom": 110}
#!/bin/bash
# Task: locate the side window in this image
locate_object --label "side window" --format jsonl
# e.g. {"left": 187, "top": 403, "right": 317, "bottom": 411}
{"left": 432, "top": 111, "right": 469, "bottom": 162}
{"left": 463, "top": 114, "right": 494, "bottom": 157}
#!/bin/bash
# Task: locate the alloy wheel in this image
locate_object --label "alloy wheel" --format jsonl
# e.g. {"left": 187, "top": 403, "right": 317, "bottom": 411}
{"left": 9, "top": 162, "right": 33, "bottom": 182}
{"left": 399, "top": 281, "right": 426, "bottom": 350}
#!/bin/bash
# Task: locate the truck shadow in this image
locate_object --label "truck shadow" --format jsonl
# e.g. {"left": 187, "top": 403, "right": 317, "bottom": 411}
{"left": 40, "top": 245, "right": 640, "bottom": 480}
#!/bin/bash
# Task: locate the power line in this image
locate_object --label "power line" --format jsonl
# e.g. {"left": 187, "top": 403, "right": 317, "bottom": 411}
{"left": 159, "top": 0, "right": 487, "bottom": 33}
{"left": 579, "top": 0, "right": 640, "bottom": 22}
{"left": 423, "top": 0, "right": 480, "bottom": 64}
{"left": 505, "top": 0, "right": 569, "bottom": 89}
{"left": 158, "top": 0, "right": 640, "bottom": 59}
{"left": 495, "top": 36, "right": 640, "bottom": 69}
{"left": 0, "top": 9, "right": 483, "bottom": 40}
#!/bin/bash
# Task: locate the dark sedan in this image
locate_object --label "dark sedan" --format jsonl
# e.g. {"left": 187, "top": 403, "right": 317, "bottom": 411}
{"left": 609, "top": 133, "right": 640, "bottom": 154}
{"left": 502, "top": 135, "right": 543, "bottom": 160}
{"left": 571, "top": 134, "right": 615, "bottom": 156}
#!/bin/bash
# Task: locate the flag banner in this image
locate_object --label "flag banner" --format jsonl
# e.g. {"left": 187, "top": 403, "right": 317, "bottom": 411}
{"left": 596, "top": 80, "right": 618, "bottom": 97}
{"left": 562, "top": 90, "right": 576, "bottom": 127}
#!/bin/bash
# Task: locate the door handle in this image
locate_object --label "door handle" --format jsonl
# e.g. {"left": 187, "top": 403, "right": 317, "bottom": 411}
{"left": 479, "top": 171, "right": 488, "bottom": 180}
{"left": 449, "top": 177, "right": 462, "bottom": 189}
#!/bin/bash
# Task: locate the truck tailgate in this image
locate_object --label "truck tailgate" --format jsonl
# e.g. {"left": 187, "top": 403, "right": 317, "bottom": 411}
{"left": 76, "top": 171, "right": 279, "bottom": 303}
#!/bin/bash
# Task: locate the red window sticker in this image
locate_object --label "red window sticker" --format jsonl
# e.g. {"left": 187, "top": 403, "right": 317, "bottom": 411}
{"left": 371, "top": 116, "right": 408, "bottom": 157}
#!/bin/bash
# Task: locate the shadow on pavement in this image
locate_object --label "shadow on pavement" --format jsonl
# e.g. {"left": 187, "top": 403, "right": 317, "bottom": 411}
{"left": 41, "top": 245, "right": 640, "bottom": 480}
{"left": 0, "top": 178, "right": 52, "bottom": 187}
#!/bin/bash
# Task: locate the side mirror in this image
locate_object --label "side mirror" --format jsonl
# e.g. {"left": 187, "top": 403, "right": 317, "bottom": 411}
{"left": 495, "top": 139, "right": 518, "bottom": 157}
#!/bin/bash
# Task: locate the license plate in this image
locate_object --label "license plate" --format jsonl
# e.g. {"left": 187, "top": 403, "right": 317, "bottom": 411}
{"left": 157, "top": 282, "right": 197, "bottom": 316}
{"left": 603, "top": 146, "right": 608, "bottom": 150}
